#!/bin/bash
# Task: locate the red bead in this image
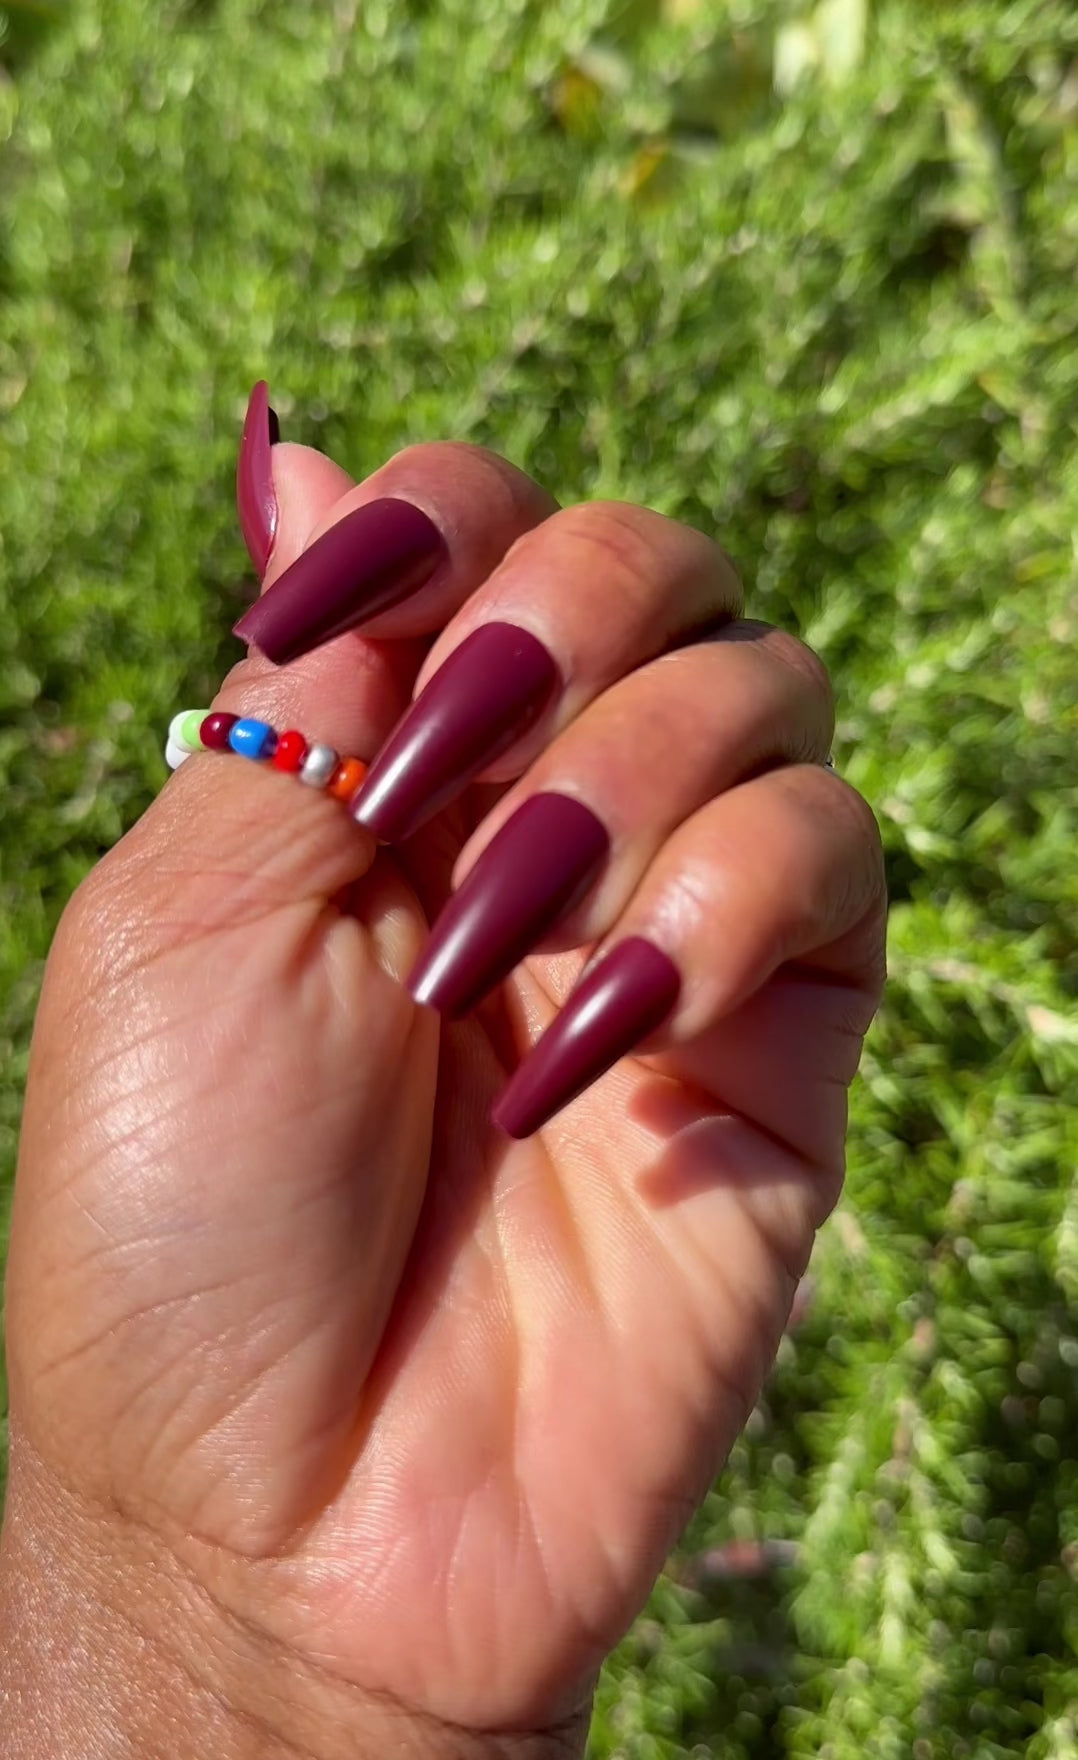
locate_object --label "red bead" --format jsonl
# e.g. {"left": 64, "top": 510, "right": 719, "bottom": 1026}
{"left": 272, "top": 729, "right": 308, "bottom": 773}
{"left": 200, "top": 711, "right": 239, "bottom": 750}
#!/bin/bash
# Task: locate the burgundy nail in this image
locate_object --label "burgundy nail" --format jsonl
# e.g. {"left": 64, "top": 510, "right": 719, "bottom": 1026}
{"left": 233, "top": 499, "right": 446, "bottom": 665}
{"left": 408, "top": 793, "right": 609, "bottom": 1018}
{"left": 237, "top": 380, "right": 280, "bottom": 577}
{"left": 492, "top": 937, "right": 680, "bottom": 1138}
{"left": 353, "top": 623, "right": 560, "bottom": 843}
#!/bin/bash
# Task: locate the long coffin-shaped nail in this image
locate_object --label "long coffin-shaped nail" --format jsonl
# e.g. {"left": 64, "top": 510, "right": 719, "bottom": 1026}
{"left": 237, "top": 380, "right": 280, "bottom": 576}
{"left": 407, "top": 793, "right": 609, "bottom": 1018}
{"left": 492, "top": 937, "right": 681, "bottom": 1138}
{"left": 353, "top": 623, "right": 560, "bottom": 843}
{"left": 233, "top": 499, "right": 446, "bottom": 665}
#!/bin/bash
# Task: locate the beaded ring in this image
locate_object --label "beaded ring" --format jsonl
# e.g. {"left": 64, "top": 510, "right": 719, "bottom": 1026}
{"left": 165, "top": 710, "right": 368, "bottom": 806}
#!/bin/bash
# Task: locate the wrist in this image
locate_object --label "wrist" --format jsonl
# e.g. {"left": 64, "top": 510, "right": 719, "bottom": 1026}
{"left": 0, "top": 1431, "right": 587, "bottom": 1760}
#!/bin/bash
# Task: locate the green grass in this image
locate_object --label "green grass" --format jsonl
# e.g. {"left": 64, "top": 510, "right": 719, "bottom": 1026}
{"left": 2, "top": 0, "right": 1076, "bottom": 1752}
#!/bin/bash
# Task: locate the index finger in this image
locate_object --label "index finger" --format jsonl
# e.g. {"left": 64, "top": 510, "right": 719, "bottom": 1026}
{"left": 226, "top": 384, "right": 559, "bottom": 757}
{"left": 234, "top": 429, "right": 558, "bottom": 662}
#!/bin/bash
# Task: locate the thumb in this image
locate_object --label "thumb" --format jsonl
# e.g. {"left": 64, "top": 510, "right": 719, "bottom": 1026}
{"left": 117, "top": 419, "right": 415, "bottom": 955}
{"left": 3, "top": 416, "right": 439, "bottom": 1553}
{"left": 228, "top": 387, "right": 426, "bottom": 785}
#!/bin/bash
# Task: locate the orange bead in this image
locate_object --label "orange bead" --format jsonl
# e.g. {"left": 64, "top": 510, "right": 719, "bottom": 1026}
{"left": 327, "top": 757, "right": 368, "bottom": 802}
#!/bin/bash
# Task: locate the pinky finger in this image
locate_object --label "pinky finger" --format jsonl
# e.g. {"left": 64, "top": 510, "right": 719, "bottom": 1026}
{"left": 493, "top": 765, "right": 886, "bottom": 1138}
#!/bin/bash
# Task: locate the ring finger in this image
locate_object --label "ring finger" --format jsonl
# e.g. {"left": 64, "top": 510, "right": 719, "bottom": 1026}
{"left": 494, "top": 763, "right": 886, "bottom": 1139}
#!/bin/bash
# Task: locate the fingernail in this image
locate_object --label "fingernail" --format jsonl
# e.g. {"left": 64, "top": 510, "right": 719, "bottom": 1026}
{"left": 237, "top": 380, "right": 280, "bottom": 576}
{"left": 233, "top": 499, "right": 446, "bottom": 665}
{"left": 407, "top": 793, "right": 609, "bottom": 1018}
{"left": 492, "top": 937, "right": 680, "bottom": 1138}
{"left": 353, "top": 624, "right": 560, "bottom": 843}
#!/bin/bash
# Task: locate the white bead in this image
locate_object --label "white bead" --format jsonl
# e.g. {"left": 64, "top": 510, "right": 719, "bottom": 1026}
{"left": 164, "top": 736, "right": 191, "bottom": 770}
{"left": 299, "top": 743, "right": 339, "bottom": 787}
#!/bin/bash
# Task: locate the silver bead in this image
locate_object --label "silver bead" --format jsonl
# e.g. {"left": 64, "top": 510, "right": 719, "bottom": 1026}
{"left": 299, "top": 743, "right": 339, "bottom": 787}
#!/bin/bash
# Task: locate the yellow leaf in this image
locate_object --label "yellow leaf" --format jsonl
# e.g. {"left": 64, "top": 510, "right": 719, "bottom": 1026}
{"left": 549, "top": 63, "right": 604, "bottom": 140}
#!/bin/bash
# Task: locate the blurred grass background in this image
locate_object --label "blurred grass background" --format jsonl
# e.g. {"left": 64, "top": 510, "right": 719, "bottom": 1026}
{"left": 1, "top": 0, "right": 1076, "bottom": 1752}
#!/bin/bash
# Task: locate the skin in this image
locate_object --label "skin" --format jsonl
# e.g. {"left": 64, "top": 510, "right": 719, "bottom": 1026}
{"left": 0, "top": 443, "right": 887, "bottom": 1760}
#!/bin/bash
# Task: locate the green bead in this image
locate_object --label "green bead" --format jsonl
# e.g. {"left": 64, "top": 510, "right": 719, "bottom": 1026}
{"left": 180, "top": 709, "right": 208, "bottom": 750}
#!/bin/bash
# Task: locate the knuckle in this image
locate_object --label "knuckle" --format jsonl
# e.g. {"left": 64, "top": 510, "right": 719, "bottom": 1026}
{"left": 709, "top": 623, "right": 834, "bottom": 762}
{"left": 799, "top": 760, "right": 873, "bottom": 832}
{"left": 772, "top": 762, "right": 885, "bottom": 893}
{"left": 835, "top": 773, "right": 885, "bottom": 861}
{"left": 513, "top": 501, "right": 673, "bottom": 610}
{"left": 554, "top": 499, "right": 663, "bottom": 558}
{"left": 767, "top": 630, "right": 835, "bottom": 717}
{"left": 382, "top": 439, "right": 488, "bottom": 474}
{"left": 51, "top": 851, "right": 140, "bottom": 992}
{"left": 500, "top": 499, "right": 741, "bottom": 622}
{"left": 215, "top": 654, "right": 264, "bottom": 697}
{"left": 380, "top": 442, "right": 553, "bottom": 527}
{"left": 817, "top": 771, "right": 887, "bottom": 902}
{"left": 555, "top": 498, "right": 656, "bottom": 560}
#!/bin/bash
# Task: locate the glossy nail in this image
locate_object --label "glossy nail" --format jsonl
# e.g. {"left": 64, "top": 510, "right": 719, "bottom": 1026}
{"left": 237, "top": 380, "right": 280, "bottom": 576}
{"left": 233, "top": 499, "right": 446, "bottom": 665}
{"left": 353, "top": 623, "right": 560, "bottom": 842}
{"left": 408, "top": 793, "right": 609, "bottom": 1018}
{"left": 492, "top": 937, "right": 681, "bottom": 1138}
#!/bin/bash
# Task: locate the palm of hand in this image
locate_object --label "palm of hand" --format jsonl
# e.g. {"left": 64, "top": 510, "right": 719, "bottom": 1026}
{"left": 8, "top": 749, "right": 857, "bottom": 1733}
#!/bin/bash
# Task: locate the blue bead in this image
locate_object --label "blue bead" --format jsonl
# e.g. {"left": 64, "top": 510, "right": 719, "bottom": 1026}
{"left": 228, "top": 717, "right": 277, "bottom": 760}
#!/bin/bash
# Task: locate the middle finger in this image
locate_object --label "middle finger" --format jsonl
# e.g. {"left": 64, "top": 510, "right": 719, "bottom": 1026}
{"left": 351, "top": 500, "right": 743, "bottom": 842}
{"left": 405, "top": 626, "right": 834, "bottom": 1017}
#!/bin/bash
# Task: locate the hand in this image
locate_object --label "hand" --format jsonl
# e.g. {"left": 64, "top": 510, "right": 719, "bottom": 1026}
{"left": 0, "top": 426, "right": 886, "bottom": 1759}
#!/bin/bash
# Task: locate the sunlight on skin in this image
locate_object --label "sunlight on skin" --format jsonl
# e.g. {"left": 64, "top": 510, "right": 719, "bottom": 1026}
{"left": 2, "top": 440, "right": 885, "bottom": 1753}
